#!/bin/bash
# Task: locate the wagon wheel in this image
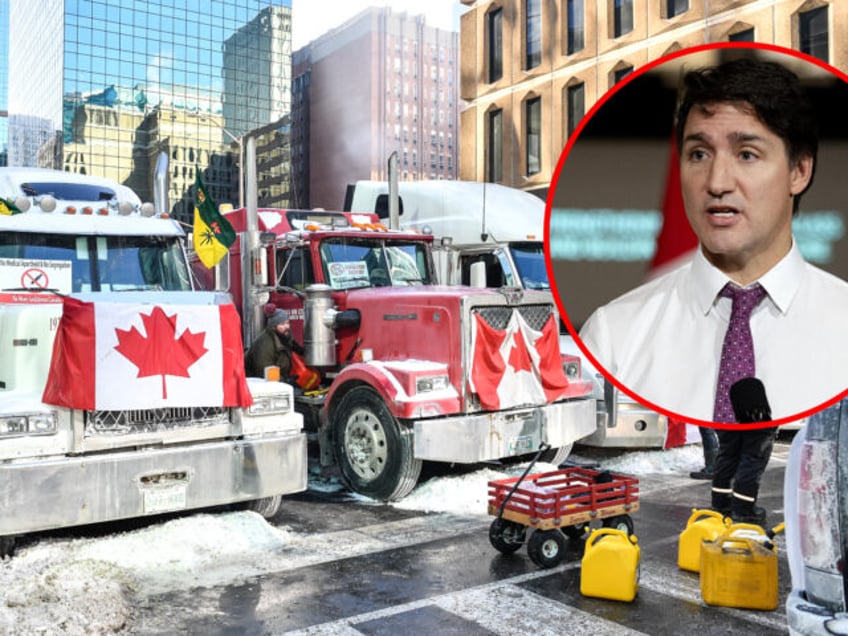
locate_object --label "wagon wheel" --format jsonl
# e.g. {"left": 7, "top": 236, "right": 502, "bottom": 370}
{"left": 332, "top": 386, "right": 422, "bottom": 501}
{"left": 602, "top": 514, "right": 635, "bottom": 535}
{"left": 527, "top": 529, "right": 567, "bottom": 569}
{"left": 488, "top": 518, "right": 526, "bottom": 554}
{"left": 561, "top": 522, "right": 589, "bottom": 540}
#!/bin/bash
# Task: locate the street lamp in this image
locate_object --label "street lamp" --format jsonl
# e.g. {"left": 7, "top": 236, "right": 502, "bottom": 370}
{"left": 189, "top": 113, "right": 244, "bottom": 208}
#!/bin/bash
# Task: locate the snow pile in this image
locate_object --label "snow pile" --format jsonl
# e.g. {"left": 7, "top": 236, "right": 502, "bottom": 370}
{"left": 0, "top": 512, "right": 296, "bottom": 635}
{"left": 599, "top": 443, "right": 704, "bottom": 476}
{"left": 391, "top": 462, "right": 560, "bottom": 516}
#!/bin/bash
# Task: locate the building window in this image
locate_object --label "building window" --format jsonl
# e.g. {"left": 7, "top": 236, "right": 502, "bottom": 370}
{"left": 567, "top": 0, "right": 585, "bottom": 55}
{"left": 526, "top": 0, "right": 541, "bottom": 69}
{"left": 567, "top": 82, "right": 585, "bottom": 137}
{"left": 487, "top": 108, "right": 503, "bottom": 182}
{"left": 799, "top": 6, "right": 828, "bottom": 62}
{"left": 526, "top": 97, "right": 541, "bottom": 176}
{"left": 665, "top": 0, "right": 688, "bottom": 18}
{"left": 488, "top": 8, "right": 503, "bottom": 83}
{"left": 613, "top": 65, "right": 633, "bottom": 85}
{"left": 729, "top": 28, "right": 755, "bottom": 42}
{"left": 614, "top": 0, "right": 633, "bottom": 37}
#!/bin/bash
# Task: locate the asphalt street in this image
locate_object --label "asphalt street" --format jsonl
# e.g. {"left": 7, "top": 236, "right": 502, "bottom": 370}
{"left": 127, "top": 435, "right": 794, "bottom": 636}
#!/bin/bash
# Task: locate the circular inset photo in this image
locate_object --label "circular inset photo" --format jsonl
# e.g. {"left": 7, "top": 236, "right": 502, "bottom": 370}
{"left": 547, "top": 42, "right": 848, "bottom": 429}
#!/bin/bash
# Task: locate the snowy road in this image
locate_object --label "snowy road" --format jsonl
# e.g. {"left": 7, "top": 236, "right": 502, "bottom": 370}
{"left": 0, "top": 439, "right": 793, "bottom": 635}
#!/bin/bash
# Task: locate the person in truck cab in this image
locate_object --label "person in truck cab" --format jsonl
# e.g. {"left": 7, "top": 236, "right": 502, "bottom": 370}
{"left": 244, "top": 306, "right": 306, "bottom": 382}
{"left": 578, "top": 54, "right": 848, "bottom": 522}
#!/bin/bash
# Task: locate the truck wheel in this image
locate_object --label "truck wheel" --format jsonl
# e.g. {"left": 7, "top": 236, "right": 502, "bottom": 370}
{"left": 245, "top": 494, "right": 282, "bottom": 519}
{"left": 0, "top": 535, "right": 16, "bottom": 558}
{"left": 332, "top": 386, "right": 422, "bottom": 501}
{"left": 527, "top": 529, "right": 567, "bottom": 569}
{"left": 538, "top": 443, "right": 573, "bottom": 466}
{"left": 489, "top": 518, "right": 526, "bottom": 554}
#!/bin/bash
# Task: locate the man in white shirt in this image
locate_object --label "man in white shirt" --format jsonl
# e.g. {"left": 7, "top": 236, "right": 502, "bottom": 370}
{"left": 578, "top": 56, "right": 848, "bottom": 523}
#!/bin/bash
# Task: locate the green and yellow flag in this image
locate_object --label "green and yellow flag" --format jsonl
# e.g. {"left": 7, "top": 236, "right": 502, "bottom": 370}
{"left": 193, "top": 171, "right": 236, "bottom": 268}
{"left": 0, "top": 197, "right": 22, "bottom": 216}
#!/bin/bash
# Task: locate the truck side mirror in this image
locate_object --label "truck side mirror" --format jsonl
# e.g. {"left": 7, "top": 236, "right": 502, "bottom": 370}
{"left": 470, "top": 261, "right": 487, "bottom": 288}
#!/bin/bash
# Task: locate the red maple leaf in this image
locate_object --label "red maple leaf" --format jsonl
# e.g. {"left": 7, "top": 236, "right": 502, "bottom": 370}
{"left": 114, "top": 306, "right": 208, "bottom": 399}
{"left": 507, "top": 329, "right": 534, "bottom": 373}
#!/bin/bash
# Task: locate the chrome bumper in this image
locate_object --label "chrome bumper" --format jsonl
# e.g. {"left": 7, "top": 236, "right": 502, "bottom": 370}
{"left": 0, "top": 433, "right": 307, "bottom": 536}
{"left": 579, "top": 401, "right": 667, "bottom": 448}
{"left": 412, "top": 398, "right": 596, "bottom": 463}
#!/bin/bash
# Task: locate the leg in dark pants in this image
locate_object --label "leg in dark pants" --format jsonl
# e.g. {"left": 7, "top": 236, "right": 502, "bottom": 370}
{"left": 711, "top": 429, "right": 742, "bottom": 514}
{"left": 690, "top": 426, "right": 720, "bottom": 479}
{"left": 730, "top": 426, "right": 777, "bottom": 524}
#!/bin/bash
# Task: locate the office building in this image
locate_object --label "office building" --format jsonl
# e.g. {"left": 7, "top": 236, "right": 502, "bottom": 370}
{"left": 292, "top": 7, "right": 459, "bottom": 210}
{"left": 7, "top": 0, "right": 292, "bottom": 220}
{"left": 459, "top": 0, "right": 848, "bottom": 200}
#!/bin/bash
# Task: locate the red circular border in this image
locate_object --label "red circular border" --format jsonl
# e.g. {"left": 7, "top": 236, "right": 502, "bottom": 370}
{"left": 544, "top": 41, "right": 848, "bottom": 430}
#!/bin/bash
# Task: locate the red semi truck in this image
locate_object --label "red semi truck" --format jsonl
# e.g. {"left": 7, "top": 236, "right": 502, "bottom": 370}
{"left": 193, "top": 206, "right": 598, "bottom": 501}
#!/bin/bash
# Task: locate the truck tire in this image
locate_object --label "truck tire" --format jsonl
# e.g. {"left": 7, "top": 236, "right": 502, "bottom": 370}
{"left": 332, "top": 386, "right": 422, "bottom": 501}
{"left": 0, "top": 535, "right": 15, "bottom": 558}
{"left": 245, "top": 494, "right": 282, "bottom": 519}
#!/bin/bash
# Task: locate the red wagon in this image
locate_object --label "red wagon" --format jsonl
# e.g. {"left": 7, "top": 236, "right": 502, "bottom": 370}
{"left": 487, "top": 466, "right": 640, "bottom": 568}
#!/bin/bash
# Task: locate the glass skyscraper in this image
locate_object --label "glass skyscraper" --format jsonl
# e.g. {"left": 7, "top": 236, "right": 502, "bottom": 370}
{"left": 7, "top": 0, "right": 292, "bottom": 221}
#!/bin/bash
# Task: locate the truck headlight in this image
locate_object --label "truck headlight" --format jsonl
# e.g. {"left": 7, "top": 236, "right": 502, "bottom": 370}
{"left": 0, "top": 412, "right": 58, "bottom": 437}
{"left": 563, "top": 360, "right": 580, "bottom": 379}
{"left": 416, "top": 375, "right": 450, "bottom": 394}
{"left": 248, "top": 394, "right": 292, "bottom": 415}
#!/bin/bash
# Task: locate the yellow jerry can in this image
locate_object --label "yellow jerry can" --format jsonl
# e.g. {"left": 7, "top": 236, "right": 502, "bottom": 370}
{"left": 699, "top": 530, "right": 778, "bottom": 611}
{"left": 580, "top": 528, "right": 640, "bottom": 602}
{"left": 677, "top": 509, "right": 731, "bottom": 573}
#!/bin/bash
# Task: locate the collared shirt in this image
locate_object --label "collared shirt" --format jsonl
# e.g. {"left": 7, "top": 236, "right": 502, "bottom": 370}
{"left": 579, "top": 241, "right": 848, "bottom": 422}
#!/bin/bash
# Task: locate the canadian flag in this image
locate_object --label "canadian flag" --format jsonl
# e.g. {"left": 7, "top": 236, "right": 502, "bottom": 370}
{"left": 649, "top": 135, "right": 700, "bottom": 448}
{"left": 42, "top": 297, "right": 252, "bottom": 410}
{"left": 468, "top": 311, "right": 568, "bottom": 411}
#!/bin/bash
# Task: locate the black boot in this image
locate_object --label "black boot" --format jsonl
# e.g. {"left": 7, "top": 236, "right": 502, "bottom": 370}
{"left": 690, "top": 447, "right": 718, "bottom": 480}
{"left": 711, "top": 490, "right": 732, "bottom": 517}
{"left": 731, "top": 497, "right": 767, "bottom": 526}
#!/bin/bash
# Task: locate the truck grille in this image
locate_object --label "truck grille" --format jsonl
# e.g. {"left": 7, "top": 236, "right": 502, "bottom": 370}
{"left": 474, "top": 304, "right": 552, "bottom": 331}
{"left": 86, "top": 407, "right": 228, "bottom": 436}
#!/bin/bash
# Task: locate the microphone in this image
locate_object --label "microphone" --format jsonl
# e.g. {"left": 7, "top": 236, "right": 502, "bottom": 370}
{"left": 729, "top": 377, "right": 772, "bottom": 423}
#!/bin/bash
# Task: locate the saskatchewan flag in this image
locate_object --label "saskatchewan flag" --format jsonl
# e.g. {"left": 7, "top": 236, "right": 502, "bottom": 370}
{"left": 193, "top": 171, "right": 236, "bottom": 268}
{"left": 0, "top": 197, "right": 22, "bottom": 216}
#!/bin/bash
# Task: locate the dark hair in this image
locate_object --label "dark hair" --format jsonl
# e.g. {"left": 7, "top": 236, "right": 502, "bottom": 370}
{"left": 674, "top": 57, "right": 818, "bottom": 212}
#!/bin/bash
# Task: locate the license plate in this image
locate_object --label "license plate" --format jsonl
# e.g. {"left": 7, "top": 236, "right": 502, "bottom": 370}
{"left": 143, "top": 484, "right": 187, "bottom": 513}
{"left": 508, "top": 435, "right": 534, "bottom": 454}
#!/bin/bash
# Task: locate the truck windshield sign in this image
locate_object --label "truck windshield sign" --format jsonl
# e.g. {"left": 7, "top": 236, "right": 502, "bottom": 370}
{"left": 328, "top": 261, "right": 369, "bottom": 289}
{"left": 0, "top": 257, "right": 73, "bottom": 294}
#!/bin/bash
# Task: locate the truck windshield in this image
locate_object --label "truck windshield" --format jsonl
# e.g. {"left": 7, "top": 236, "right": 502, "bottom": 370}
{"left": 512, "top": 242, "right": 550, "bottom": 290}
{"left": 319, "top": 237, "right": 432, "bottom": 290}
{"left": 20, "top": 181, "right": 118, "bottom": 201}
{"left": 0, "top": 232, "right": 192, "bottom": 293}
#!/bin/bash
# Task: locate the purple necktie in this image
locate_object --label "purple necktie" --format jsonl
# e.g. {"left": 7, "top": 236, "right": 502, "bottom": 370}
{"left": 712, "top": 283, "right": 767, "bottom": 423}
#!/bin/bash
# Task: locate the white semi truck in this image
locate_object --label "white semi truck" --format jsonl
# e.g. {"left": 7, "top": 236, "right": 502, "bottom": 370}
{"left": 0, "top": 167, "right": 306, "bottom": 556}
{"left": 345, "top": 179, "right": 667, "bottom": 448}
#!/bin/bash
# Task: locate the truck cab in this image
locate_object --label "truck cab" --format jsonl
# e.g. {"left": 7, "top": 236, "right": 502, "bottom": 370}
{"left": 194, "top": 206, "right": 598, "bottom": 501}
{"left": 345, "top": 179, "right": 667, "bottom": 449}
{"left": 0, "top": 168, "right": 306, "bottom": 556}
